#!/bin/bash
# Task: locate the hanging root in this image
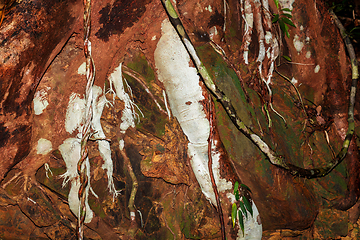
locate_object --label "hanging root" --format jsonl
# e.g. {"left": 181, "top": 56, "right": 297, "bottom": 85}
{"left": 120, "top": 146, "right": 138, "bottom": 225}
{"left": 122, "top": 65, "right": 168, "bottom": 116}
{"left": 160, "top": 0, "right": 358, "bottom": 178}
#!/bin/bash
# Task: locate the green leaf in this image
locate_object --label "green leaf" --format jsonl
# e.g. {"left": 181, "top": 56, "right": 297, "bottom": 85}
{"left": 239, "top": 200, "right": 247, "bottom": 219}
{"left": 279, "top": 20, "right": 286, "bottom": 34}
{"left": 282, "top": 55, "right": 292, "bottom": 61}
{"left": 279, "top": 20, "right": 290, "bottom": 38}
{"left": 240, "top": 183, "right": 252, "bottom": 193}
{"left": 234, "top": 181, "right": 239, "bottom": 194}
{"left": 238, "top": 210, "right": 245, "bottom": 237}
{"left": 281, "top": 17, "right": 296, "bottom": 28}
{"left": 235, "top": 191, "right": 240, "bottom": 201}
{"left": 272, "top": 14, "right": 279, "bottom": 23}
{"left": 242, "top": 197, "right": 253, "bottom": 217}
{"left": 273, "top": 0, "right": 279, "bottom": 9}
{"left": 281, "top": 13, "right": 292, "bottom": 18}
{"left": 281, "top": 8, "right": 292, "bottom": 12}
{"left": 232, "top": 203, "right": 237, "bottom": 228}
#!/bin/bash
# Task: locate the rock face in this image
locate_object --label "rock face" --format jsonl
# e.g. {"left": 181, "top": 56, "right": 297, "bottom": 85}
{"left": 0, "top": 0, "right": 359, "bottom": 239}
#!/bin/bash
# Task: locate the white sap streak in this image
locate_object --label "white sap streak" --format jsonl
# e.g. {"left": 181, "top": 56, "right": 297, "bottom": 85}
{"left": 211, "top": 140, "right": 232, "bottom": 192}
{"left": 238, "top": 201, "right": 262, "bottom": 240}
{"left": 154, "top": 19, "right": 216, "bottom": 205}
{"left": 91, "top": 85, "right": 120, "bottom": 197}
{"left": 155, "top": 18, "right": 263, "bottom": 240}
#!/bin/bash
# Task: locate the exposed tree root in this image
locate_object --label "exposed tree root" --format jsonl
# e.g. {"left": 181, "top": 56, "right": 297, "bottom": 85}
{"left": 160, "top": 0, "right": 358, "bottom": 180}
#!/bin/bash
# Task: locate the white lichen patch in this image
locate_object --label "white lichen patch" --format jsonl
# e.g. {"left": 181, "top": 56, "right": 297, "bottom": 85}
{"left": 278, "top": 0, "right": 295, "bottom": 11}
{"left": 77, "top": 62, "right": 87, "bottom": 75}
{"left": 314, "top": 64, "right": 320, "bottom": 73}
{"left": 306, "top": 51, "right": 311, "bottom": 59}
{"left": 36, "top": 138, "right": 52, "bottom": 155}
{"left": 293, "top": 35, "right": 304, "bottom": 53}
{"left": 205, "top": 5, "right": 212, "bottom": 12}
{"left": 33, "top": 87, "right": 51, "bottom": 115}
{"left": 291, "top": 77, "right": 298, "bottom": 85}
{"left": 65, "top": 93, "right": 86, "bottom": 135}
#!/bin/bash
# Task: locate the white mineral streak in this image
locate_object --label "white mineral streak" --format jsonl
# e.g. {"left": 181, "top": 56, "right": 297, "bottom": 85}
{"left": 238, "top": 201, "right": 262, "bottom": 240}
{"left": 91, "top": 85, "right": 120, "bottom": 198}
{"left": 36, "top": 138, "right": 52, "bottom": 155}
{"left": 65, "top": 93, "right": 86, "bottom": 135}
{"left": 59, "top": 138, "right": 93, "bottom": 223}
{"left": 155, "top": 18, "right": 262, "bottom": 240}
{"left": 211, "top": 140, "right": 232, "bottom": 192}
{"left": 33, "top": 87, "right": 51, "bottom": 115}
{"left": 155, "top": 19, "right": 215, "bottom": 204}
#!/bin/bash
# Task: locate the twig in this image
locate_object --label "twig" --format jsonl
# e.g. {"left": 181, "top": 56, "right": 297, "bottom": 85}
{"left": 122, "top": 65, "right": 168, "bottom": 116}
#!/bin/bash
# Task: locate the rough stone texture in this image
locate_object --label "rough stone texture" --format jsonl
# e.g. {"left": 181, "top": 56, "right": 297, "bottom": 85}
{"left": 0, "top": 0, "right": 359, "bottom": 239}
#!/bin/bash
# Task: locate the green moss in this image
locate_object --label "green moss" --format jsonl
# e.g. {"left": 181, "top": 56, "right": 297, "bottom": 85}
{"left": 124, "top": 52, "right": 167, "bottom": 137}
